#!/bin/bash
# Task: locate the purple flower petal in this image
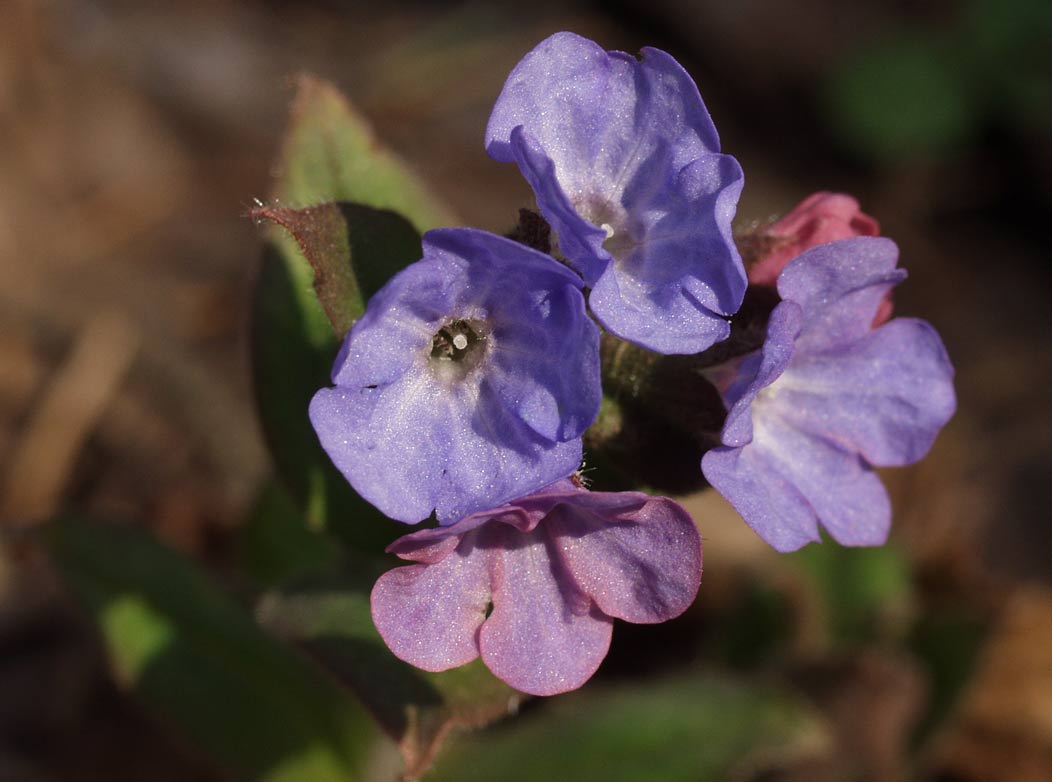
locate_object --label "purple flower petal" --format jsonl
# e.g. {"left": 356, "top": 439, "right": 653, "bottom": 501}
{"left": 704, "top": 413, "right": 892, "bottom": 551}
{"left": 770, "top": 318, "right": 957, "bottom": 466}
{"left": 703, "top": 237, "right": 955, "bottom": 551}
{"left": 777, "top": 237, "right": 904, "bottom": 352}
{"left": 586, "top": 153, "right": 744, "bottom": 353}
{"left": 702, "top": 444, "right": 821, "bottom": 553}
{"left": 718, "top": 301, "right": 802, "bottom": 447}
{"left": 506, "top": 126, "right": 610, "bottom": 286}
{"left": 486, "top": 32, "right": 745, "bottom": 354}
{"left": 311, "top": 228, "right": 601, "bottom": 524}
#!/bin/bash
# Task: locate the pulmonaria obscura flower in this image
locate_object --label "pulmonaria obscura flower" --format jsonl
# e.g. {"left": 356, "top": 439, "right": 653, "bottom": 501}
{"left": 371, "top": 480, "right": 701, "bottom": 696}
{"left": 310, "top": 228, "right": 601, "bottom": 525}
{"left": 702, "top": 237, "right": 956, "bottom": 552}
{"left": 486, "top": 32, "right": 746, "bottom": 355}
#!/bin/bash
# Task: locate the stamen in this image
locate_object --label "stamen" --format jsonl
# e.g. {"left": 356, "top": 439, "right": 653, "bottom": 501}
{"left": 430, "top": 318, "right": 487, "bottom": 368}
{"left": 600, "top": 222, "right": 615, "bottom": 239}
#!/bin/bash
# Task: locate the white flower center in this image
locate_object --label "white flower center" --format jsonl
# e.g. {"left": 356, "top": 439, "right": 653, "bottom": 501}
{"left": 572, "top": 192, "right": 635, "bottom": 260}
{"left": 429, "top": 318, "right": 489, "bottom": 383}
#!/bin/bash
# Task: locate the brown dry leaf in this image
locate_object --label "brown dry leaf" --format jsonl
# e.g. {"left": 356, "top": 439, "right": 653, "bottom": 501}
{"left": 785, "top": 651, "right": 926, "bottom": 782}
{"left": 929, "top": 588, "right": 1052, "bottom": 781}
{"left": 1, "top": 313, "right": 138, "bottom": 525}
{"left": 257, "top": 575, "right": 524, "bottom": 780}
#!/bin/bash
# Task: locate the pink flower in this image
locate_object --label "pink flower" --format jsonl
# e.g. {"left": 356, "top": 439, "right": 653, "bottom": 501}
{"left": 371, "top": 481, "right": 702, "bottom": 696}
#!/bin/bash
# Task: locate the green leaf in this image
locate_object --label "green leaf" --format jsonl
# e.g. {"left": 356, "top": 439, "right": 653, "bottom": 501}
{"left": 788, "top": 539, "right": 912, "bottom": 645}
{"left": 428, "top": 674, "right": 829, "bottom": 782}
{"left": 48, "top": 517, "right": 378, "bottom": 782}
{"left": 964, "top": 0, "right": 1052, "bottom": 130}
{"left": 826, "top": 34, "right": 977, "bottom": 160}
{"left": 251, "top": 74, "right": 456, "bottom": 550}
{"left": 275, "top": 74, "right": 455, "bottom": 229}
{"left": 238, "top": 480, "right": 341, "bottom": 587}
{"left": 908, "top": 607, "right": 989, "bottom": 746}
{"left": 257, "top": 568, "right": 522, "bottom": 778}
{"left": 252, "top": 239, "right": 405, "bottom": 553}
{"left": 250, "top": 202, "right": 425, "bottom": 337}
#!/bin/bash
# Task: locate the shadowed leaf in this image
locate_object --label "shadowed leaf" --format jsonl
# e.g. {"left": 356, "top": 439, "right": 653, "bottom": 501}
{"left": 251, "top": 74, "right": 456, "bottom": 549}
{"left": 250, "top": 201, "right": 424, "bottom": 337}
{"left": 239, "top": 480, "right": 342, "bottom": 587}
{"left": 428, "top": 674, "right": 830, "bottom": 781}
{"left": 252, "top": 240, "right": 405, "bottom": 553}
{"left": 258, "top": 567, "right": 523, "bottom": 779}
{"left": 49, "top": 517, "right": 377, "bottom": 782}
{"left": 788, "top": 538, "right": 912, "bottom": 646}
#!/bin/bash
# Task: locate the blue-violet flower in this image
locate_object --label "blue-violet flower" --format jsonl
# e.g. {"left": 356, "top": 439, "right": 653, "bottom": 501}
{"left": 701, "top": 237, "right": 956, "bottom": 552}
{"left": 371, "top": 480, "right": 702, "bottom": 696}
{"left": 310, "top": 228, "right": 601, "bottom": 525}
{"left": 486, "top": 32, "right": 746, "bottom": 355}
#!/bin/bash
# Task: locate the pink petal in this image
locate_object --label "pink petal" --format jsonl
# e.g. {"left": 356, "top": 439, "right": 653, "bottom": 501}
{"left": 371, "top": 534, "right": 491, "bottom": 672}
{"left": 749, "top": 192, "right": 879, "bottom": 287}
{"left": 478, "top": 523, "right": 612, "bottom": 696}
{"left": 547, "top": 495, "right": 702, "bottom": 624}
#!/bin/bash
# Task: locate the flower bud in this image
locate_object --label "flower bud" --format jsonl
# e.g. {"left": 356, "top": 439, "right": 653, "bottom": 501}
{"left": 745, "top": 192, "right": 894, "bottom": 326}
{"left": 747, "top": 192, "right": 880, "bottom": 286}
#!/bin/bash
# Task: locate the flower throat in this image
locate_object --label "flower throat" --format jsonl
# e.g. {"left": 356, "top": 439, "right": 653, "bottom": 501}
{"left": 431, "top": 319, "right": 486, "bottom": 363}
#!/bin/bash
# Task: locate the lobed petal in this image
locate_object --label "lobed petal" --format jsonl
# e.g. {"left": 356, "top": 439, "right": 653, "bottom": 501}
{"left": 777, "top": 237, "right": 905, "bottom": 352}
{"left": 718, "top": 301, "right": 802, "bottom": 447}
{"left": 485, "top": 272, "right": 601, "bottom": 443}
{"left": 423, "top": 227, "right": 586, "bottom": 293}
{"left": 702, "top": 444, "right": 820, "bottom": 553}
{"left": 426, "top": 227, "right": 602, "bottom": 443}
{"left": 331, "top": 255, "right": 463, "bottom": 388}
{"left": 309, "top": 373, "right": 450, "bottom": 524}
{"left": 371, "top": 533, "right": 491, "bottom": 672}
{"left": 547, "top": 493, "right": 702, "bottom": 624}
{"left": 706, "top": 410, "right": 887, "bottom": 551}
{"left": 486, "top": 32, "right": 720, "bottom": 194}
{"left": 372, "top": 481, "right": 703, "bottom": 695}
{"left": 486, "top": 32, "right": 745, "bottom": 355}
{"left": 706, "top": 232, "right": 954, "bottom": 554}
{"left": 759, "top": 414, "right": 892, "bottom": 547}
{"left": 436, "top": 379, "right": 583, "bottom": 524}
{"left": 641, "top": 154, "right": 747, "bottom": 317}
{"left": 704, "top": 411, "right": 892, "bottom": 551}
{"left": 586, "top": 155, "right": 745, "bottom": 354}
{"left": 478, "top": 522, "right": 613, "bottom": 696}
{"left": 767, "top": 318, "right": 957, "bottom": 466}
{"left": 507, "top": 126, "right": 610, "bottom": 286}
{"left": 313, "top": 228, "right": 598, "bottom": 524}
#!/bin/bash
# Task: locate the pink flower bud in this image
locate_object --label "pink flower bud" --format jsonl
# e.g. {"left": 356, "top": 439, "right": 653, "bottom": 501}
{"left": 749, "top": 192, "right": 880, "bottom": 286}
{"left": 748, "top": 193, "right": 892, "bottom": 326}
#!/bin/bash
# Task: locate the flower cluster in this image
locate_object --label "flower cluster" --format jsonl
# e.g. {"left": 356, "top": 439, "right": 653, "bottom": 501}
{"left": 309, "top": 32, "right": 956, "bottom": 696}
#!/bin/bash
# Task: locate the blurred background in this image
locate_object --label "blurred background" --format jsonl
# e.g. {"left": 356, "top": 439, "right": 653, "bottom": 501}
{"left": 1, "top": 0, "right": 1050, "bottom": 780}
